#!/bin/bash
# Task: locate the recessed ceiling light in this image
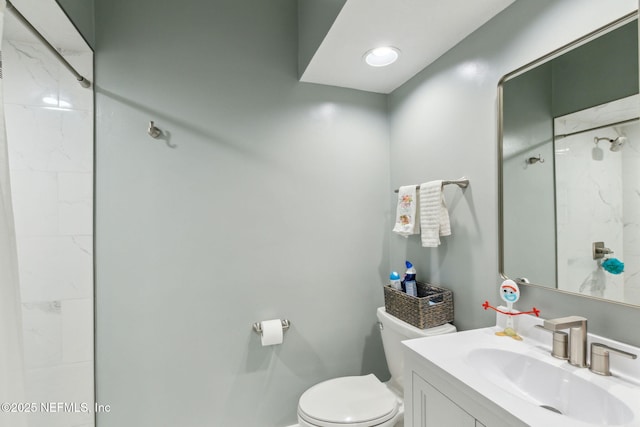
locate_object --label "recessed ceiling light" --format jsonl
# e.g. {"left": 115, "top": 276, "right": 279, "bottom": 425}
{"left": 364, "top": 46, "right": 400, "bottom": 67}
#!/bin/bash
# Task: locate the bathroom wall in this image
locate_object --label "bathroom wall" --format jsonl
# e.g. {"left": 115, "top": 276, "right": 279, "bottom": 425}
{"left": 93, "top": 0, "right": 389, "bottom": 426}
{"left": 93, "top": 0, "right": 640, "bottom": 426}
{"left": 298, "top": 0, "right": 346, "bottom": 77}
{"left": 552, "top": 21, "right": 639, "bottom": 117}
{"left": 55, "top": 0, "right": 95, "bottom": 48}
{"left": 622, "top": 123, "right": 640, "bottom": 305}
{"left": 552, "top": 94, "right": 640, "bottom": 305}
{"left": 553, "top": 95, "right": 640, "bottom": 304}
{"left": 555, "top": 127, "right": 625, "bottom": 302}
{"left": 388, "top": 0, "right": 640, "bottom": 338}
{"left": 3, "top": 30, "right": 94, "bottom": 427}
{"left": 501, "top": 63, "right": 556, "bottom": 287}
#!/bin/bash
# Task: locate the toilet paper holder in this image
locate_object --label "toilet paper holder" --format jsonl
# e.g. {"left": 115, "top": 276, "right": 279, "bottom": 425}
{"left": 252, "top": 319, "right": 291, "bottom": 335}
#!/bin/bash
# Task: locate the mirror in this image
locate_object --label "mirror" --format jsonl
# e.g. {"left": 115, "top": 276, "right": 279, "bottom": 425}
{"left": 499, "top": 12, "right": 640, "bottom": 306}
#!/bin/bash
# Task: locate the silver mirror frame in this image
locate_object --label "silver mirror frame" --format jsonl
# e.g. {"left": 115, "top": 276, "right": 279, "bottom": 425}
{"left": 497, "top": 11, "right": 639, "bottom": 300}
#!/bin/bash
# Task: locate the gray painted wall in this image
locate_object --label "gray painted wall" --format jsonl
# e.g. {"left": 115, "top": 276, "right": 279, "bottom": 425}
{"left": 298, "top": 0, "right": 346, "bottom": 78}
{"left": 56, "top": 0, "right": 95, "bottom": 47}
{"left": 93, "top": 0, "right": 640, "bottom": 426}
{"left": 552, "top": 21, "right": 639, "bottom": 116}
{"left": 94, "top": 1, "right": 389, "bottom": 426}
{"left": 502, "top": 64, "right": 556, "bottom": 287}
{"left": 389, "top": 0, "right": 640, "bottom": 341}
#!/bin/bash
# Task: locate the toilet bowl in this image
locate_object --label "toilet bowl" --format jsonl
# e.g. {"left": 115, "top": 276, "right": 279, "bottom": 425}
{"left": 297, "top": 307, "right": 456, "bottom": 427}
{"left": 298, "top": 374, "right": 400, "bottom": 427}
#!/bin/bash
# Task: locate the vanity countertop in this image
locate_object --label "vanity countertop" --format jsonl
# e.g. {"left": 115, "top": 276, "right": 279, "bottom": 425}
{"left": 402, "top": 312, "right": 640, "bottom": 427}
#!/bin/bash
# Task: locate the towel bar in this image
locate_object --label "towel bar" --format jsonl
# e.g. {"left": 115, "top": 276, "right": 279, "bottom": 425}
{"left": 393, "top": 177, "right": 469, "bottom": 193}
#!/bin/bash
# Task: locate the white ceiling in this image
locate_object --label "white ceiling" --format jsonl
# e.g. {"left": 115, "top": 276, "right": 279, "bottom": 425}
{"left": 3, "top": 0, "right": 514, "bottom": 92}
{"left": 300, "top": 0, "right": 515, "bottom": 94}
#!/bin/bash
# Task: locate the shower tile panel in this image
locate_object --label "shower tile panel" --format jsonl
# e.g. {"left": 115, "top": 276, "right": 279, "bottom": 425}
{"left": 61, "top": 298, "right": 93, "bottom": 363}
{"left": 4, "top": 14, "right": 95, "bottom": 427}
{"left": 555, "top": 96, "right": 640, "bottom": 305}
{"left": 58, "top": 171, "right": 93, "bottom": 201}
{"left": 4, "top": 105, "right": 92, "bottom": 173}
{"left": 57, "top": 50, "right": 93, "bottom": 112}
{"left": 555, "top": 94, "right": 639, "bottom": 136}
{"left": 24, "top": 361, "right": 94, "bottom": 427}
{"left": 59, "top": 199, "right": 92, "bottom": 235}
{"left": 2, "top": 40, "right": 60, "bottom": 108}
{"left": 555, "top": 128, "right": 624, "bottom": 301}
{"left": 16, "top": 236, "right": 93, "bottom": 303}
{"left": 9, "top": 169, "right": 59, "bottom": 236}
{"left": 21, "top": 301, "right": 62, "bottom": 369}
{"left": 621, "top": 124, "right": 640, "bottom": 305}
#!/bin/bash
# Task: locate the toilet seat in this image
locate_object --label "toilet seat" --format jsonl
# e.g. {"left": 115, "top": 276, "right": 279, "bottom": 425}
{"left": 297, "top": 374, "right": 400, "bottom": 427}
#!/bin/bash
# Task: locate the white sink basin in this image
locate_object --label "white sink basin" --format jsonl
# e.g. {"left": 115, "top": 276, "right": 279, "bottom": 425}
{"left": 467, "top": 348, "right": 634, "bottom": 425}
{"left": 402, "top": 313, "right": 640, "bottom": 426}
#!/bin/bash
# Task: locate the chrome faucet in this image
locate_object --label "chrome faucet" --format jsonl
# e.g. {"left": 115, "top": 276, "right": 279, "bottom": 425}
{"left": 542, "top": 316, "right": 588, "bottom": 367}
{"left": 590, "top": 343, "right": 637, "bottom": 376}
{"left": 534, "top": 325, "right": 568, "bottom": 360}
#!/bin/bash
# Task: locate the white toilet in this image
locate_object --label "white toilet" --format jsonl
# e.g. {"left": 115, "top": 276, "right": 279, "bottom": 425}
{"left": 297, "top": 306, "right": 456, "bottom": 427}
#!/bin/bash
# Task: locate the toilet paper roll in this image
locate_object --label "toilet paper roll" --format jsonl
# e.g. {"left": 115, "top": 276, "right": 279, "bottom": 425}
{"left": 260, "top": 319, "right": 284, "bottom": 346}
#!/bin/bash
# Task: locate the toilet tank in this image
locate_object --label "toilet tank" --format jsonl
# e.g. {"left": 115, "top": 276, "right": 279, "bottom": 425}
{"left": 376, "top": 307, "right": 455, "bottom": 394}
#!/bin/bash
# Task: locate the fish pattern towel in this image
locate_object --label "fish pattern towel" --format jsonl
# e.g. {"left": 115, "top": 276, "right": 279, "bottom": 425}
{"left": 419, "top": 181, "right": 451, "bottom": 247}
{"left": 392, "top": 185, "right": 420, "bottom": 237}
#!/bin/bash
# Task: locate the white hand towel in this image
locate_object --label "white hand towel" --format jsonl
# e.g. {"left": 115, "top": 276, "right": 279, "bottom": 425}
{"left": 419, "top": 181, "right": 451, "bottom": 247}
{"left": 392, "top": 185, "right": 420, "bottom": 238}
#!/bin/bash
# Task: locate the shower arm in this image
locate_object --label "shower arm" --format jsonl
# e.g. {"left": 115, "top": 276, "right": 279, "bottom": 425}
{"left": 594, "top": 137, "right": 614, "bottom": 144}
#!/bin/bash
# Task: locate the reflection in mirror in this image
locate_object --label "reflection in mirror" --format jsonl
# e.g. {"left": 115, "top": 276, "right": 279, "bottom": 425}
{"left": 499, "top": 12, "right": 640, "bottom": 306}
{"left": 554, "top": 95, "right": 640, "bottom": 304}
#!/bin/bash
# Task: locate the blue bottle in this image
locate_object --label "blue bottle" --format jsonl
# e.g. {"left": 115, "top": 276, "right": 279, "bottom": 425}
{"left": 389, "top": 272, "right": 402, "bottom": 290}
{"left": 404, "top": 261, "right": 417, "bottom": 297}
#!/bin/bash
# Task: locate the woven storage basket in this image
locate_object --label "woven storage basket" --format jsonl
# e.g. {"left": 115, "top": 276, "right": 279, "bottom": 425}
{"left": 383, "top": 281, "right": 453, "bottom": 329}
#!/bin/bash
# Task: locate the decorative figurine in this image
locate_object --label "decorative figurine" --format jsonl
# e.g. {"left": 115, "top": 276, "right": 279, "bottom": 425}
{"left": 482, "top": 279, "right": 540, "bottom": 341}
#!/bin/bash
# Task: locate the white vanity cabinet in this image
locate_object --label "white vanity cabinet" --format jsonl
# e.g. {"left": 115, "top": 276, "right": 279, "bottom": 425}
{"left": 404, "top": 343, "right": 526, "bottom": 427}
{"left": 411, "top": 372, "right": 479, "bottom": 426}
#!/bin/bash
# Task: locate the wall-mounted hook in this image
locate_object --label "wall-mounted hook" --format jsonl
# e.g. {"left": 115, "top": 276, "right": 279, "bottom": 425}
{"left": 148, "top": 121, "right": 162, "bottom": 139}
{"left": 526, "top": 155, "right": 544, "bottom": 165}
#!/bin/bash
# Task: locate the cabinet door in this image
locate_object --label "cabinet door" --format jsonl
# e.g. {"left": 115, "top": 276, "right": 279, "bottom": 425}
{"left": 412, "top": 372, "right": 476, "bottom": 427}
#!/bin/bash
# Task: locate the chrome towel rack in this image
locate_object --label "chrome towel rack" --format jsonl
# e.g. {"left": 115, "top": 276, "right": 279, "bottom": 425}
{"left": 393, "top": 177, "right": 469, "bottom": 193}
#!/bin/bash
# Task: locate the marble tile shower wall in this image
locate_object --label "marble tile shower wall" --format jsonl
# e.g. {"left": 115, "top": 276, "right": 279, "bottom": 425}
{"left": 555, "top": 123, "right": 640, "bottom": 306}
{"left": 3, "top": 39, "right": 94, "bottom": 427}
{"left": 621, "top": 124, "right": 640, "bottom": 306}
{"left": 555, "top": 128, "right": 625, "bottom": 302}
